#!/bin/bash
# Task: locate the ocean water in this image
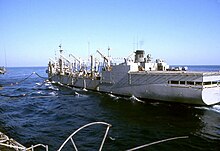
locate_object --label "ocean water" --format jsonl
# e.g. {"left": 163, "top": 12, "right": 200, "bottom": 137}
{"left": 0, "top": 66, "right": 220, "bottom": 151}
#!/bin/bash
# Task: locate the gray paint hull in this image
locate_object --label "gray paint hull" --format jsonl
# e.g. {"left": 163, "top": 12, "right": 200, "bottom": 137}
{"left": 49, "top": 73, "right": 220, "bottom": 105}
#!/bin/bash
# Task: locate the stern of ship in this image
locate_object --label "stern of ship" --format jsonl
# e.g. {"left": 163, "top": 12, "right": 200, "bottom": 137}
{"left": 202, "top": 87, "right": 220, "bottom": 105}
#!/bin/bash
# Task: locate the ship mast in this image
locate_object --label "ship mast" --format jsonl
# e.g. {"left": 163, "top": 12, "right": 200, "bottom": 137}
{"left": 58, "top": 44, "right": 64, "bottom": 75}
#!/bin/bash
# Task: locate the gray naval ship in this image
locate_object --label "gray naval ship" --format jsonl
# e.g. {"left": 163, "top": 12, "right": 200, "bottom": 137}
{"left": 48, "top": 46, "right": 220, "bottom": 106}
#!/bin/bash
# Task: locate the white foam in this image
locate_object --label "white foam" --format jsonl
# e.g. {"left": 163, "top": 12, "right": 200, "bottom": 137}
{"left": 75, "top": 92, "right": 80, "bottom": 97}
{"left": 195, "top": 105, "right": 220, "bottom": 114}
{"left": 45, "top": 83, "right": 50, "bottom": 86}
{"left": 130, "top": 95, "right": 145, "bottom": 103}
{"left": 35, "top": 82, "right": 41, "bottom": 86}
{"left": 37, "top": 91, "right": 42, "bottom": 94}
{"left": 108, "top": 93, "right": 116, "bottom": 98}
{"left": 83, "top": 88, "right": 88, "bottom": 91}
{"left": 108, "top": 93, "right": 119, "bottom": 100}
{"left": 212, "top": 105, "right": 220, "bottom": 113}
{"left": 49, "top": 92, "right": 57, "bottom": 96}
{"left": 48, "top": 86, "right": 59, "bottom": 91}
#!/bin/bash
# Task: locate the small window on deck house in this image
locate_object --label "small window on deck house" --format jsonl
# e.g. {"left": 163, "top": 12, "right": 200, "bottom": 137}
{"left": 180, "top": 81, "right": 185, "bottom": 85}
{"left": 187, "top": 81, "right": 195, "bottom": 85}
{"left": 195, "top": 82, "right": 202, "bottom": 85}
{"left": 171, "top": 81, "right": 179, "bottom": 84}
{"left": 212, "top": 81, "right": 218, "bottom": 85}
{"left": 203, "top": 82, "right": 212, "bottom": 85}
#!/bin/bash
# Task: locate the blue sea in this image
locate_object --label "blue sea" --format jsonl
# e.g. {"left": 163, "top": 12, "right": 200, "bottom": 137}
{"left": 0, "top": 66, "right": 220, "bottom": 151}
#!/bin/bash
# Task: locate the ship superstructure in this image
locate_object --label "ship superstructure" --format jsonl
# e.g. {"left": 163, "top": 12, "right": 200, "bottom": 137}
{"left": 48, "top": 46, "right": 220, "bottom": 105}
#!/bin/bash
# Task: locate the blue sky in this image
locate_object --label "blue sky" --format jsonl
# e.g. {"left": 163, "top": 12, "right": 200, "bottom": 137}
{"left": 0, "top": 0, "right": 220, "bottom": 67}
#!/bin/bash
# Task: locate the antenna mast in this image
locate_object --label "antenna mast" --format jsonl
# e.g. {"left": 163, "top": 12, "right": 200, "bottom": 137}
{"left": 108, "top": 46, "right": 110, "bottom": 58}
{"left": 4, "top": 47, "right": 7, "bottom": 67}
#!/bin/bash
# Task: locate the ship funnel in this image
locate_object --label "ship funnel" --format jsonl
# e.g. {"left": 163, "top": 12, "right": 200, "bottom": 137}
{"left": 135, "top": 50, "right": 145, "bottom": 63}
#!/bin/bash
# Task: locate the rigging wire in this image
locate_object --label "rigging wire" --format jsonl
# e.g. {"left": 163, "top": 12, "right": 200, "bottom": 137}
{"left": 0, "top": 72, "right": 48, "bottom": 98}
{"left": 0, "top": 72, "right": 77, "bottom": 98}
{"left": 1, "top": 72, "right": 47, "bottom": 87}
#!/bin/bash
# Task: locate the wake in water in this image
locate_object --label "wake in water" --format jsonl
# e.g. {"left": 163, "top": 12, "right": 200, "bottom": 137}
{"left": 0, "top": 72, "right": 66, "bottom": 98}
{"left": 129, "top": 95, "right": 145, "bottom": 103}
{"left": 108, "top": 93, "right": 119, "bottom": 100}
{"left": 0, "top": 73, "right": 85, "bottom": 99}
{"left": 107, "top": 93, "right": 146, "bottom": 104}
{"left": 195, "top": 104, "right": 220, "bottom": 114}
{"left": 212, "top": 105, "right": 220, "bottom": 113}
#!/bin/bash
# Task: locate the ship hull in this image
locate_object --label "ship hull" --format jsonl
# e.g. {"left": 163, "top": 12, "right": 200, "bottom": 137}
{"left": 49, "top": 73, "right": 220, "bottom": 106}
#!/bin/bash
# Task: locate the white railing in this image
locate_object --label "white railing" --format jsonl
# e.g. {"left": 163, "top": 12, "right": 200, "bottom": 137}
{"left": 0, "top": 132, "right": 48, "bottom": 151}
{"left": 1, "top": 122, "right": 188, "bottom": 151}
{"left": 57, "top": 121, "right": 111, "bottom": 151}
